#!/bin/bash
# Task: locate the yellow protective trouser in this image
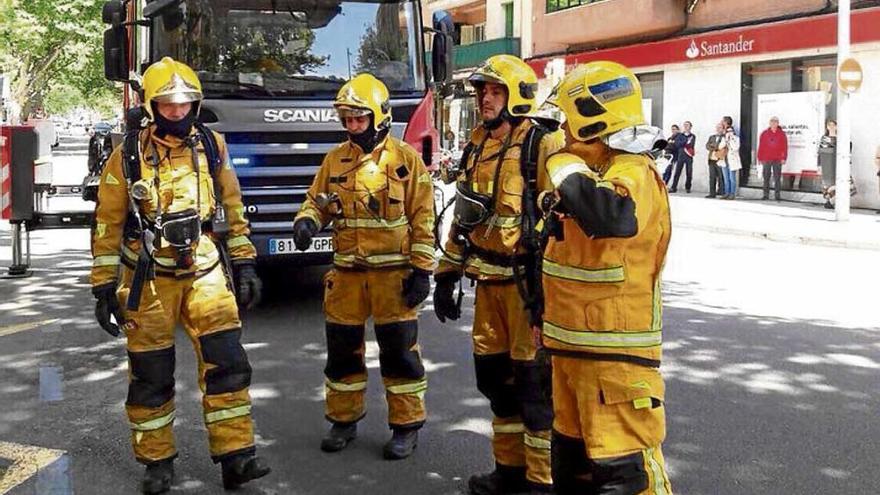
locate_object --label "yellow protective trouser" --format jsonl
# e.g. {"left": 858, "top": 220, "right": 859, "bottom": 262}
{"left": 472, "top": 281, "right": 552, "bottom": 487}
{"left": 323, "top": 267, "right": 427, "bottom": 429}
{"left": 551, "top": 356, "right": 672, "bottom": 494}
{"left": 117, "top": 263, "right": 255, "bottom": 464}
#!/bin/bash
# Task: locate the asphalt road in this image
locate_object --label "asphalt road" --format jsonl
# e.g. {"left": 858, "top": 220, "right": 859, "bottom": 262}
{"left": 0, "top": 137, "right": 878, "bottom": 494}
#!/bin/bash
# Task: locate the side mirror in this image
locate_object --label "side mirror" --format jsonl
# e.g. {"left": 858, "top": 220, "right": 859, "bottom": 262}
{"left": 102, "top": 0, "right": 126, "bottom": 26}
{"left": 431, "top": 11, "right": 455, "bottom": 84}
{"left": 103, "top": 26, "right": 129, "bottom": 82}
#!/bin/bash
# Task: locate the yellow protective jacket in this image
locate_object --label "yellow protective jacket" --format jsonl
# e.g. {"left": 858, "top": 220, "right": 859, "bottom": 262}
{"left": 91, "top": 126, "right": 256, "bottom": 288}
{"left": 542, "top": 145, "right": 671, "bottom": 366}
{"left": 437, "top": 121, "right": 560, "bottom": 281}
{"left": 295, "top": 136, "right": 436, "bottom": 272}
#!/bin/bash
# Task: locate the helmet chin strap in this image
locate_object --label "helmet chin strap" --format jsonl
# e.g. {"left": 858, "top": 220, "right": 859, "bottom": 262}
{"left": 482, "top": 108, "right": 511, "bottom": 131}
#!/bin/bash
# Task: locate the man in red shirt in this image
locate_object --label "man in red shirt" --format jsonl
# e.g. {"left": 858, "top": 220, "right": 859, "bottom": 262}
{"left": 757, "top": 116, "right": 788, "bottom": 200}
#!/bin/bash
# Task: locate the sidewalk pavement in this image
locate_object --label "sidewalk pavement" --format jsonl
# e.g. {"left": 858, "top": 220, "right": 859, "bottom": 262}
{"left": 669, "top": 193, "right": 880, "bottom": 250}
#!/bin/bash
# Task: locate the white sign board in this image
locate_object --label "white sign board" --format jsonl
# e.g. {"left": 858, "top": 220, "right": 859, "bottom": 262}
{"left": 757, "top": 92, "right": 825, "bottom": 174}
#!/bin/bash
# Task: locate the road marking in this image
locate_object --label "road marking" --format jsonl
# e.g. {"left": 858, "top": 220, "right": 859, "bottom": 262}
{"left": 0, "top": 442, "right": 66, "bottom": 494}
{"left": 0, "top": 319, "right": 60, "bottom": 338}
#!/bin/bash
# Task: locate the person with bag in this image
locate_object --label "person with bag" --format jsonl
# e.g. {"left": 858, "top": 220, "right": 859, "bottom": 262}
{"left": 292, "top": 73, "right": 435, "bottom": 459}
{"left": 433, "top": 54, "right": 561, "bottom": 495}
{"left": 90, "top": 57, "right": 269, "bottom": 494}
{"left": 718, "top": 125, "right": 742, "bottom": 199}
{"left": 705, "top": 123, "right": 725, "bottom": 198}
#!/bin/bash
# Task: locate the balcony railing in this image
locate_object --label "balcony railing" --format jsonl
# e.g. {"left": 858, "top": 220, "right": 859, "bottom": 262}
{"left": 454, "top": 37, "right": 521, "bottom": 69}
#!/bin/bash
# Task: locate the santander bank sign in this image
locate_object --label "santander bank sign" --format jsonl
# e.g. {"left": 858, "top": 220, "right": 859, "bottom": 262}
{"left": 686, "top": 35, "right": 756, "bottom": 59}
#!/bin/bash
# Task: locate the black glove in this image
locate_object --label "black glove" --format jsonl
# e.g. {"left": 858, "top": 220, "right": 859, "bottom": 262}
{"left": 402, "top": 267, "right": 431, "bottom": 308}
{"left": 93, "top": 283, "right": 124, "bottom": 337}
{"left": 293, "top": 218, "right": 318, "bottom": 251}
{"left": 233, "top": 260, "right": 262, "bottom": 310}
{"left": 433, "top": 271, "right": 461, "bottom": 323}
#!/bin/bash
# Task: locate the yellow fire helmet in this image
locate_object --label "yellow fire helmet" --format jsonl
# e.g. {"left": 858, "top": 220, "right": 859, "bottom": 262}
{"left": 334, "top": 73, "right": 392, "bottom": 131}
{"left": 555, "top": 61, "right": 644, "bottom": 142}
{"left": 141, "top": 57, "right": 203, "bottom": 122}
{"left": 468, "top": 54, "right": 538, "bottom": 117}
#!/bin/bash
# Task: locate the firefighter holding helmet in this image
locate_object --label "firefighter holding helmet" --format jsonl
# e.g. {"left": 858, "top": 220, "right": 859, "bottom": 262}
{"left": 292, "top": 73, "right": 436, "bottom": 459}
{"left": 540, "top": 61, "right": 673, "bottom": 494}
{"left": 91, "top": 57, "right": 269, "bottom": 493}
{"left": 433, "top": 55, "right": 561, "bottom": 495}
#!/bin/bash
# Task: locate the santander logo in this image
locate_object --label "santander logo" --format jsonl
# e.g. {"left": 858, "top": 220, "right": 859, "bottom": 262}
{"left": 685, "top": 35, "right": 756, "bottom": 60}
{"left": 686, "top": 40, "right": 700, "bottom": 59}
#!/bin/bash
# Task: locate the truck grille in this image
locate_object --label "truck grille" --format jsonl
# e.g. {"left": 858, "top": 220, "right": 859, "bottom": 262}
{"left": 226, "top": 130, "right": 347, "bottom": 234}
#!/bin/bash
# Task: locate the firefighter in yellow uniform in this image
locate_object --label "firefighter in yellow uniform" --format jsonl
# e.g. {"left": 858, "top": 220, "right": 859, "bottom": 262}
{"left": 91, "top": 57, "right": 270, "bottom": 494}
{"left": 433, "top": 55, "right": 560, "bottom": 495}
{"left": 539, "top": 61, "right": 673, "bottom": 494}
{"left": 292, "top": 74, "right": 435, "bottom": 459}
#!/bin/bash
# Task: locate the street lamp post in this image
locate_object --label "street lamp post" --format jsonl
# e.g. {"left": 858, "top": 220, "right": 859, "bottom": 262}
{"left": 835, "top": 0, "right": 851, "bottom": 221}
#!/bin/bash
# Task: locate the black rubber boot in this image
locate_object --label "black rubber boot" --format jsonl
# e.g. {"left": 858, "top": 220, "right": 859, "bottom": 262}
{"left": 383, "top": 429, "right": 418, "bottom": 460}
{"left": 320, "top": 423, "right": 357, "bottom": 452}
{"left": 221, "top": 454, "right": 271, "bottom": 490}
{"left": 141, "top": 459, "right": 174, "bottom": 495}
{"left": 525, "top": 480, "right": 554, "bottom": 494}
{"left": 468, "top": 464, "right": 528, "bottom": 495}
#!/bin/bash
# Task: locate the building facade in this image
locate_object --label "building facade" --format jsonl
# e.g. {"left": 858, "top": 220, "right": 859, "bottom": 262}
{"left": 526, "top": 0, "right": 880, "bottom": 208}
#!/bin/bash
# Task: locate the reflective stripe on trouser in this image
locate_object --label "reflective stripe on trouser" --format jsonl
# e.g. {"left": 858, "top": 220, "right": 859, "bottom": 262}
{"left": 119, "top": 263, "right": 256, "bottom": 464}
{"left": 323, "top": 268, "right": 426, "bottom": 429}
{"left": 552, "top": 431, "right": 672, "bottom": 494}
{"left": 473, "top": 281, "right": 552, "bottom": 486}
{"left": 551, "top": 355, "right": 671, "bottom": 494}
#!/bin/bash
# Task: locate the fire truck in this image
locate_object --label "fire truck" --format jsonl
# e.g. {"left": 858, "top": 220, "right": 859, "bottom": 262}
{"left": 100, "top": 0, "right": 454, "bottom": 265}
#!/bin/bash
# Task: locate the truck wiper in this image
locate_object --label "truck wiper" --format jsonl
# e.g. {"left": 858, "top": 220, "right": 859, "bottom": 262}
{"left": 201, "top": 80, "right": 275, "bottom": 97}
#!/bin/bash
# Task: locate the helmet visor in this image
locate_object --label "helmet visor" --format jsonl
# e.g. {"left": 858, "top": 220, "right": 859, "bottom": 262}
{"left": 335, "top": 106, "right": 372, "bottom": 120}
{"left": 152, "top": 91, "right": 201, "bottom": 105}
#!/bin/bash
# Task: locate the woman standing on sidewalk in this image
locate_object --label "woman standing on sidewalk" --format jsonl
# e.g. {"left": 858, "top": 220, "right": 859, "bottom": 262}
{"left": 718, "top": 126, "right": 742, "bottom": 199}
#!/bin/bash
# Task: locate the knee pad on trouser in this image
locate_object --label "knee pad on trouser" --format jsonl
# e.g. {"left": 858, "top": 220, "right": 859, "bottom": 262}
{"left": 198, "top": 328, "right": 256, "bottom": 462}
{"left": 552, "top": 430, "right": 593, "bottom": 495}
{"left": 375, "top": 320, "right": 427, "bottom": 429}
{"left": 474, "top": 353, "right": 518, "bottom": 418}
{"left": 513, "top": 359, "right": 553, "bottom": 486}
{"left": 127, "top": 346, "right": 177, "bottom": 464}
{"left": 324, "top": 322, "right": 367, "bottom": 425}
{"left": 593, "top": 448, "right": 672, "bottom": 495}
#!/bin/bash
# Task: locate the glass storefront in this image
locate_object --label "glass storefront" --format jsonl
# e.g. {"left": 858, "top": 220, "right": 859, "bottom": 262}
{"left": 740, "top": 55, "right": 838, "bottom": 192}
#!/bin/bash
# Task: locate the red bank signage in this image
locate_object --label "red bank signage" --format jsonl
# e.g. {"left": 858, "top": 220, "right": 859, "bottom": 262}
{"left": 529, "top": 7, "right": 880, "bottom": 74}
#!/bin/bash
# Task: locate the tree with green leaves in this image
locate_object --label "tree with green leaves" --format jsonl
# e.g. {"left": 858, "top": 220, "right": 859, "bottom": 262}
{"left": 0, "top": 0, "right": 119, "bottom": 121}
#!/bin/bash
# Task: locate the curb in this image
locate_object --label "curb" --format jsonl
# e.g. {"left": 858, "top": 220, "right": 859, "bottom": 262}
{"left": 675, "top": 221, "right": 880, "bottom": 251}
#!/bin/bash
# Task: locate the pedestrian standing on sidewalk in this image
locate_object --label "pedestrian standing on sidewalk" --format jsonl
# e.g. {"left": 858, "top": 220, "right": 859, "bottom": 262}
{"left": 670, "top": 120, "right": 696, "bottom": 193}
{"left": 662, "top": 124, "right": 680, "bottom": 185}
{"left": 757, "top": 116, "right": 788, "bottom": 201}
{"left": 705, "top": 123, "right": 725, "bottom": 198}
{"left": 718, "top": 125, "right": 742, "bottom": 199}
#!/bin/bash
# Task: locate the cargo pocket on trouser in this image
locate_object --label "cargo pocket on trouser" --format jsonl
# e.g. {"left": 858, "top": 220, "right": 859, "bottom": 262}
{"left": 592, "top": 367, "right": 666, "bottom": 458}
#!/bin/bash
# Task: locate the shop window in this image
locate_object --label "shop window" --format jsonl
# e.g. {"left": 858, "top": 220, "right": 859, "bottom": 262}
{"left": 740, "top": 56, "right": 837, "bottom": 193}
{"left": 637, "top": 72, "right": 664, "bottom": 128}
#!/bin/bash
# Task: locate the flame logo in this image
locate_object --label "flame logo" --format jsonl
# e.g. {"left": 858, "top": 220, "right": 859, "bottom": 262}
{"left": 686, "top": 40, "right": 700, "bottom": 59}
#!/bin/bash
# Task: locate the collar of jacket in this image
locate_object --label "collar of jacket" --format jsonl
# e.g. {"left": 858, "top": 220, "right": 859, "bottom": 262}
{"left": 148, "top": 125, "right": 198, "bottom": 150}
{"left": 347, "top": 133, "right": 392, "bottom": 157}
{"left": 566, "top": 140, "right": 614, "bottom": 174}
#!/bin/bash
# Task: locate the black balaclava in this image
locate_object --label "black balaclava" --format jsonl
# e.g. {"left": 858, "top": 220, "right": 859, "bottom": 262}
{"left": 349, "top": 115, "right": 388, "bottom": 153}
{"left": 152, "top": 102, "right": 197, "bottom": 139}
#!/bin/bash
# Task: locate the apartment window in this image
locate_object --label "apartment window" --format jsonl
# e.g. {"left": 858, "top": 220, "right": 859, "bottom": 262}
{"left": 460, "top": 23, "right": 486, "bottom": 45}
{"left": 503, "top": 3, "right": 514, "bottom": 38}
{"left": 546, "top": 0, "right": 598, "bottom": 14}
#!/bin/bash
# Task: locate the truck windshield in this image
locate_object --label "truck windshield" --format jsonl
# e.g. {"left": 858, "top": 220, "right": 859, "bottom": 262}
{"left": 150, "top": 0, "right": 425, "bottom": 97}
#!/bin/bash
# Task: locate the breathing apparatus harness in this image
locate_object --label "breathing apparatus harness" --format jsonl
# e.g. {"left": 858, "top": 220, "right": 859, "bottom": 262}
{"left": 121, "top": 122, "right": 231, "bottom": 311}
{"left": 435, "top": 119, "right": 552, "bottom": 325}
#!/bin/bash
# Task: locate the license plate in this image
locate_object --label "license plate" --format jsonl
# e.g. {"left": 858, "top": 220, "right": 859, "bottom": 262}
{"left": 268, "top": 236, "right": 333, "bottom": 255}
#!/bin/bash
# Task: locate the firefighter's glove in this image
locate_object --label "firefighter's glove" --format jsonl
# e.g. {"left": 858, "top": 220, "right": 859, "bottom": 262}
{"left": 233, "top": 260, "right": 263, "bottom": 310}
{"left": 93, "top": 283, "right": 124, "bottom": 337}
{"left": 293, "top": 218, "right": 318, "bottom": 251}
{"left": 402, "top": 267, "right": 431, "bottom": 308}
{"left": 433, "top": 272, "right": 461, "bottom": 323}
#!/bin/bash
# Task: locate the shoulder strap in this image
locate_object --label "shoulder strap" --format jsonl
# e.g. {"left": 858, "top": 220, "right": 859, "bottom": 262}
{"left": 122, "top": 129, "right": 142, "bottom": 183}
{"left": 520, "top": 122, "right": 549, "bottom": 207}
{"left": 194, "top": 122, "right": 222, "bottom": 178}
